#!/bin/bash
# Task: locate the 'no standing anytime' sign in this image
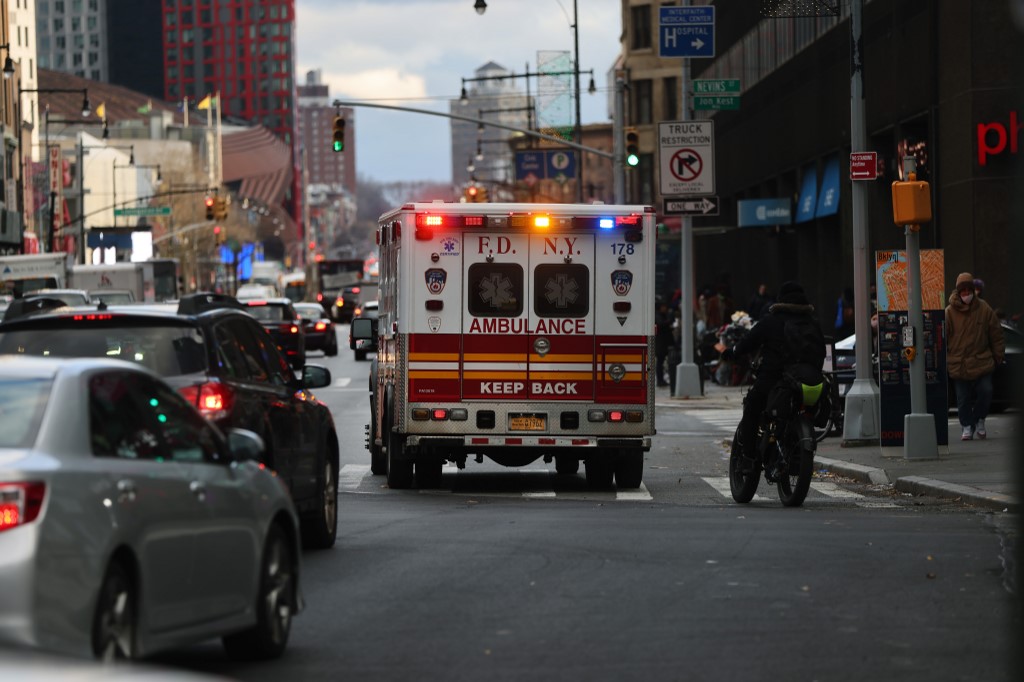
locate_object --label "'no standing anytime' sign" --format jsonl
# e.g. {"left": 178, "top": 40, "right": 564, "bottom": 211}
{"left": 659, "top": 120, "right": 715, "bottom": 196}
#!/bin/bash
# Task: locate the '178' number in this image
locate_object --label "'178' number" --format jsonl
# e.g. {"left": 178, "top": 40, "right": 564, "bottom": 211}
{"left": 610, "top": 243, "right": 635, "bottom": 255}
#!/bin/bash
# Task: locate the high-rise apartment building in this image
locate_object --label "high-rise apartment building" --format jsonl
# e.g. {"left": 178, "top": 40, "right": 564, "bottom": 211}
{"left": 35, "top": 0, "right": 106, "bottom": 81}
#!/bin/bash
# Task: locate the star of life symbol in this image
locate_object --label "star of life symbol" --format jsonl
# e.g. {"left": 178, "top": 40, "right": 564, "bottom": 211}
{"left": 545, "top": 274, "right": 579, "bottom": 309}
{"left": 479, "top": 273, "right": 515, "bottom": 309}
{"left": 439, "top": 237, "right": 460, "bottom": 256}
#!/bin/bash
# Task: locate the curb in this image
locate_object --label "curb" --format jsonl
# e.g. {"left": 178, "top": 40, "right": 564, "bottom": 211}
{"left": 814, "top": 456, "right": 1018, "bottom": 513}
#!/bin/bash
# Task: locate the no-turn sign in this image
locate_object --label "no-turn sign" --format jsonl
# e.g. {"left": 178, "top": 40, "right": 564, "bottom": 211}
{"left": 659, "top": 120, "right": 715, "bottom": 196}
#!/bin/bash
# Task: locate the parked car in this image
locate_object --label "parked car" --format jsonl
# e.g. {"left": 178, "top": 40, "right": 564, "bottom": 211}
{"left": 333, "top": 282, "right": 378, "bottom": 323}
{"left": 832, "top": 322, "right": 1019, "bottom": 413}
{"left": 88, "top": 289, "right": 136, "bottom": 305}
{"left": 0, "top": 292, "right": 339, "bottom": 549}
{"left": 243, "top": 298, "right": 307, "bottom": 369}
{"left": 294, "top": 302, "right": 338, "bottom": 356}
{"left": 0, "top": 355, "right": 302, "bottom": 661}
{"left": 349, "top": 300, "right": 378, "bottom": 361}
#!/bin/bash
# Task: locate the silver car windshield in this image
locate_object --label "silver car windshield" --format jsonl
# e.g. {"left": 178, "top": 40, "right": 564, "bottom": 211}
{"left": 0, "top": 325, "right": 208, "bottom": 377}
{"left": 0, "top": 377, "right": 51, "bottom": 448}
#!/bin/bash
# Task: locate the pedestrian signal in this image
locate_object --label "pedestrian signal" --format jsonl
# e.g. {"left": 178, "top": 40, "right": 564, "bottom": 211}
{"left": 213, "top": 225, "right": 225, "bottom": 245}
{"left": 332, "top": 116, "right": 346, "bottom": 152}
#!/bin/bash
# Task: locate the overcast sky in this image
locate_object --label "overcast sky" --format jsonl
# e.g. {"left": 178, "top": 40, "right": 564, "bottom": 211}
{"left": 295, "top": 0, "right": 623, "bottom": 184}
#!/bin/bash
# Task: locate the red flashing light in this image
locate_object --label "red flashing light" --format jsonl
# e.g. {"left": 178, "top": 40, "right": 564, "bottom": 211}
{"left": 608, "top": 410, "right": 625, "bottom": 422}
{"left": 615, "top": 215, "right": 641, "bottom": 226}
{"left": 465, "top": 216, "right": 484, "bottom": 226}
{"left": 432, "top": 408, "right": 448, "bottom": 420}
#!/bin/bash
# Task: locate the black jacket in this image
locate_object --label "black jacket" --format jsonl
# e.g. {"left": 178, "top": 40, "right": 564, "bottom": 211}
{"left": 734, "top": 301, "right": 825, "bottom": 382}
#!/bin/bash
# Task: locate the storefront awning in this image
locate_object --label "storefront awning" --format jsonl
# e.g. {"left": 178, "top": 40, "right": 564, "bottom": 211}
{"left": 738, "top": 198, "right": 793, "bottom": 227}
{"left": 795, "top": 165, "right": 817, "bottom": 223}
{"left": 815, "top": 155, "right": 841, "bottom": 218}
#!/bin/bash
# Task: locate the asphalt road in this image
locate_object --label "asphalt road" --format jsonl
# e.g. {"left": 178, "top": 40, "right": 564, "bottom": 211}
{"left": 153, "top": 328, "right": 1019, "bottom": 681}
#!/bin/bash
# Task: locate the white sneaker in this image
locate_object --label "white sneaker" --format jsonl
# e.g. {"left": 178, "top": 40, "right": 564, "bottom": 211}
{"left": 975, "top": 419, "right": 986, "bottom": 439}
{"left": 961, "top": 426, "right": 974, "bottom": 441}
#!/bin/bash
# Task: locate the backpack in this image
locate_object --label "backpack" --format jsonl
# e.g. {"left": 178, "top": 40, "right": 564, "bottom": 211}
{"left": 782, "top": 315, "right": 826, "bottom": 380}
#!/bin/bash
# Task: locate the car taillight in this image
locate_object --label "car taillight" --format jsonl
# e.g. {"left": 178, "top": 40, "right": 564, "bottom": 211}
{"left": 0, "top": 482, "right": 46, "bottom": 533}
{"left": 280, "top": 323, "right": 300, "bottom": 334}
{"left": 178, "top": 382, "right": 235, "bottom": 420}
{"left": 314, "top": 321, "right": 328, "bottom": 331}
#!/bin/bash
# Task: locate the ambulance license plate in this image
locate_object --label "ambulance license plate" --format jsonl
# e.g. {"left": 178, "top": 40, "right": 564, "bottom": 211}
{"left": 509, "top": 413, "right": 546, "bottom": 431}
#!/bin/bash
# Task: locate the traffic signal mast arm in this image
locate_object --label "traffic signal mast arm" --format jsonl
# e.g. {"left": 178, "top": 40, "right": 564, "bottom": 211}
{"left": 331, "top": 99, "right": 614, "bottom": 160}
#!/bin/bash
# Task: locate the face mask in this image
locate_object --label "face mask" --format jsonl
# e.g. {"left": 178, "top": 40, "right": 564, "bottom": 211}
{"left": 960, "top": 292, "right": 974, "bottom": 304}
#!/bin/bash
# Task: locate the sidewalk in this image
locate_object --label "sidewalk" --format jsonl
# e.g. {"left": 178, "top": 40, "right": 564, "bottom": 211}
{"left": 660, "top": 382, "right": 1019, "bottom": 513}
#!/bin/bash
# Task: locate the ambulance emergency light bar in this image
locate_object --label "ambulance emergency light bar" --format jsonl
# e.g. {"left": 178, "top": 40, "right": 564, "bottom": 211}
{"left": 413, "top": 211, "right": 643, "bottom": 239}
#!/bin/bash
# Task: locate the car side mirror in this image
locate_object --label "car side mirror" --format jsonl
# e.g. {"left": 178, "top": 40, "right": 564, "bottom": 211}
{"left": 302, "top": 363, "right": 332, "bottom": 389}
{"left": 351, "top": 317, "right": 377, "bottom": 342}
{"left": 226, "top": 428, "right": 265, "bottom": 462}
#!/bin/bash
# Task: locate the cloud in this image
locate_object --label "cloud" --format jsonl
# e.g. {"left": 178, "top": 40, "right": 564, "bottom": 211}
{"left": 321, "top": 69, "right": 430, "bottom": 102}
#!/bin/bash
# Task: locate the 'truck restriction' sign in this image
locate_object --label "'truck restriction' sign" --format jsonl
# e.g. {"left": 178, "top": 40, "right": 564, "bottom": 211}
{"left": 659, "top": 120, "right": 715, "bottom": 197}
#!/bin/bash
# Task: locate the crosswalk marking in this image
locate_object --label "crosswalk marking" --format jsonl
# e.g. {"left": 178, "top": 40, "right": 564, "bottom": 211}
{"left": 701, "top": 476, "right": 900, "bottom": 508}
{"left": 340, "top": 465, "right": 893, "bottom": 507}
{"left": 689, "top": 409, "right": 743, "bottom": 433}
{"left": 333, "top": 377, "right": 352, "bottom": 388}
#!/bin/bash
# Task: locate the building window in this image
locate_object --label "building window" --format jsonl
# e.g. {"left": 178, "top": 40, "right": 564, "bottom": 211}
{"left": 55, "top": 1, "right": 65, "bottom": 12}
{"left": 663, "top": 77, "right": 678, "bottom": 119}
{"left": 632, "top": 79, "right": 653, "bottom": 125}
{"left": 74, "top": 34, "right": 84, "bottom": 49}
{"left": 631, "top": 5, "right": 652, "bottom": 50}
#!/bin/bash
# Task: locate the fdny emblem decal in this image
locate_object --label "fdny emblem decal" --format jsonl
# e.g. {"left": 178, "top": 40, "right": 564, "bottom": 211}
{"left": 611, "top": 270, "right": 633, "bottom": 296}
{"left": 428, "top": 316, "right": 442, "bottom": 333}
{"left": 439, "top": 236, "right": 460, "bottom": 256}
{"left": 425, "top": 268, "right": 447, "bottom": 295}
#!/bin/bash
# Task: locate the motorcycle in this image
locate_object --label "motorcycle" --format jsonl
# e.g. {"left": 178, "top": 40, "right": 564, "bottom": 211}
{"left": 729, "top": 367, "right": 832, "bottom": 507}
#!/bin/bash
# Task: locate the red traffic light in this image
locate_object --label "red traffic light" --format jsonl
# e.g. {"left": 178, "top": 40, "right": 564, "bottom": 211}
{"left": 205, "top": 197, "right": 215, "bottom": 207}
{"left": 213, "top": 225, "right": 221, "bottom": 234}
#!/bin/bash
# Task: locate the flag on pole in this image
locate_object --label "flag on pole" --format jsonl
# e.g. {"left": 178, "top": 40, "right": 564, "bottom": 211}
{"left": 96, "top": 102, "right": 106, "bottom": 120}
{"left": 197, "top": 94, "right": 212, "bottom": 110}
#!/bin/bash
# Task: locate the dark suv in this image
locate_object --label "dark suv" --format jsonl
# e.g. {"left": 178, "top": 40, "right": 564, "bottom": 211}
{"left": 0, "top": 293, "right": 340, "bottom": 549}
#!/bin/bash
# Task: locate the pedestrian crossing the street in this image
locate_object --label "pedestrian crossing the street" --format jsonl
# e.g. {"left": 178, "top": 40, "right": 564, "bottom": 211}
{"left": 338, "top": 463, "right": 899, "bottom": 508}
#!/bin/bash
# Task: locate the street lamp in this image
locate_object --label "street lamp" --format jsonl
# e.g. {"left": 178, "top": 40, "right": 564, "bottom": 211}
{"left": 472, "top": 0, "right": 587, "bottom": 201}
{"left": 0, "top": 43, "right": 15, "bottom": 79}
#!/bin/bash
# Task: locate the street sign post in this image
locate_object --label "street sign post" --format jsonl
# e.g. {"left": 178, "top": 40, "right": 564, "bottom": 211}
{"left": 659, "top": 6, "right": 715, "bottom": 58}
{"left": 113, "top": 206, "right": 172, "bottom": 217}
{"left": 664, "top": 197, "right": 719, "bottom": 216}
{"left": 659, "top": 120, "right": 715, "bottom": 196}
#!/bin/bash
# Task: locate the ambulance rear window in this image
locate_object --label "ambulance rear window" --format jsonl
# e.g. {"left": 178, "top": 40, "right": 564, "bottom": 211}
{"left": 468, "top": 263, "right": 523, "bottom": 317}
{"left": 534, "top": 264, "right": 590, "bottom": 318}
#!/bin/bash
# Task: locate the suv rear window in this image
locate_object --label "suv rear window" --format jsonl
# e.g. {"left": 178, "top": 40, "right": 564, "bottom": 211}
{"left": 246, "top": 304, "right": 292, "bottom": 322}
{"left": 0, "top": 322, "right": 208, "bottom": 377}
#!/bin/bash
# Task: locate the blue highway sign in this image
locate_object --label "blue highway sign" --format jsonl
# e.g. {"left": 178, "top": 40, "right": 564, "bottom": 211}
{"left": 659, "top": 6, "right": 715, "bottom": 58}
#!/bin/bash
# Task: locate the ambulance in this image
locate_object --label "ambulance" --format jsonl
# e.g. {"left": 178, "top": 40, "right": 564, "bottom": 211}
{"left": 353, "top": 202, "right": 657, "bottom": 490}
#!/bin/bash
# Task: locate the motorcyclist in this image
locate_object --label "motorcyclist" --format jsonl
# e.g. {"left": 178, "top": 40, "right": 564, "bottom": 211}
{"left": 723, "top": 281, "right": 826, "bottom": 465}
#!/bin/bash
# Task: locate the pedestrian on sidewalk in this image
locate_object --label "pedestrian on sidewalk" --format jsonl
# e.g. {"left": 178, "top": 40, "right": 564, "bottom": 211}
{"left": 945, "top": 272, "right": 1005, "bottom": 441}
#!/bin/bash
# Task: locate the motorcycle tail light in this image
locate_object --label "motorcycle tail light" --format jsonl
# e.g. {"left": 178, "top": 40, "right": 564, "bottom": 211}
{"left": 0, "top": 482, "right": 46, "bottom": 532}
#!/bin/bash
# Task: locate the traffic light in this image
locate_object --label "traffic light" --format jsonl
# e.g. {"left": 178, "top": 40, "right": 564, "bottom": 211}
{"left": 214, "top": 196, "right": 228, "bottom": 220}
{"left": 213, "top": 225, "right": 225, "bottom": 245}
{"left": 465, "top": 185, "right": 479, "bottom": 202}
{"left": 625, "top": 128, "right": 640, "bottom": 167}
{"left": 477, "top": 186, "right": 489, "bottom": 203}
{"left": 332, "top": 116, "right": 345, "bottom": 152}
{"left": 204, "top": 196, "right": 215, "bottom": 220}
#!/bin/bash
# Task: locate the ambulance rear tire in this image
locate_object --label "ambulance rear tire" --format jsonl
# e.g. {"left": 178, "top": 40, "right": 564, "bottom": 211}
{"left": 585, "top": 455, "right": 614, "bottom": 490}
{"left": 613, "top": 449, "right": 644, "bottom": 489}
{"left": 416, "top": 459, "right": 444, "bottom": 489}
{"left": 385, "top": 406, "right": 413, "bottom": 489}
{"left": 555, "top": 455, "right": 579, "bottom": 475}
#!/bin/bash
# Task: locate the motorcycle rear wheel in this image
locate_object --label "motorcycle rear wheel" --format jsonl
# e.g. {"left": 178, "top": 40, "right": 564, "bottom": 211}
{"left": 777, "top": 417, "right": 814, "bottom": 507}
{"left": 729, "top": 426, "right": 759, "bottom": 503}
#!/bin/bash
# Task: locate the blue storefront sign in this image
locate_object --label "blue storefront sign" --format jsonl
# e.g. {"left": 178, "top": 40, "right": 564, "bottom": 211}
{"left": 815, "top": 155, "right": 841, "bottom": 218}
{"left": 795, "top": 165, "right": 818, "bottom": 223}
{"left": 737, "top": 198, "right": 792, "bottom": 227}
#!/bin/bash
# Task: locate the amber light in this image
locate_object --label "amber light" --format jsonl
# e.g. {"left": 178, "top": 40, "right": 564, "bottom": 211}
{"left": 314, "top": 321, "right": 328, "bottom": 331}
{"left": 533, "top": 215, "right": 551, "bottom": 228}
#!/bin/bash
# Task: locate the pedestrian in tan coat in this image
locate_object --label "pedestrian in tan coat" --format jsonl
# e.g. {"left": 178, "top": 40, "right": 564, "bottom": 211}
{"left": 945, "top": 272, "right": 1005, "bottom": 440}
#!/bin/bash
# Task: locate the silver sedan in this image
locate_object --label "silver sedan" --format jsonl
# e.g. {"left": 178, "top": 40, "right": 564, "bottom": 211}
{"left": 0, "top": 356, "right": 303, "bottom": 661}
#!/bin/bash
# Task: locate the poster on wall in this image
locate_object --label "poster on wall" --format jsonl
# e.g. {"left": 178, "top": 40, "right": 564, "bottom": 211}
{"left": 874, "top": 249, "right": 948, "bottom": 447}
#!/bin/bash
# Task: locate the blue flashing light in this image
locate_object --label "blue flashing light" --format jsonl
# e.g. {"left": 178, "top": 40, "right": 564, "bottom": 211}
{"left": 599, "top": 218, "right": 615, "bottom": 229}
